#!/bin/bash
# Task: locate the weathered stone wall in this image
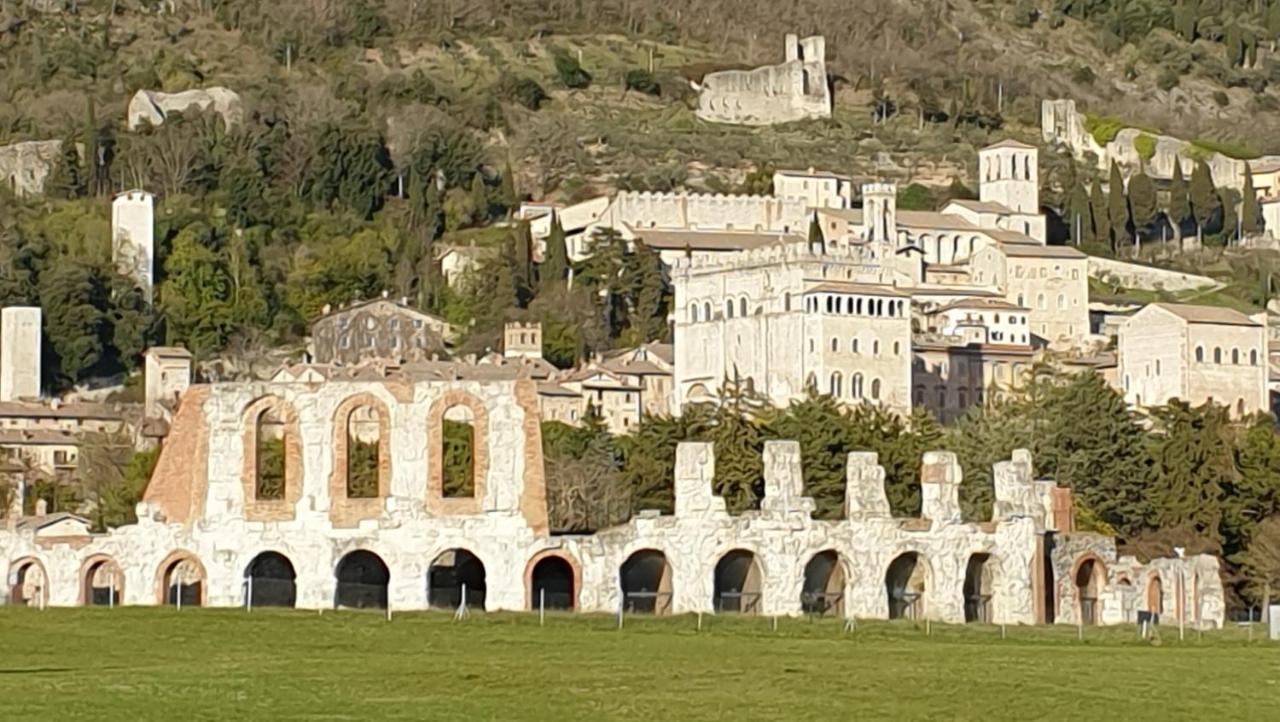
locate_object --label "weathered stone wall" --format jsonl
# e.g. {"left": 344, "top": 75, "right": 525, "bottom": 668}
{"left": 127, "top": 88, "right": 243, "bottom": 130}
{"left": 0, "top": 306, "right": 42, "bottom": 402}
{"left": 696, "top": 35, "right": 831, "bottom": 126}
{"left": 1088, "top": 256, "right": 1219, "bottom": 293}
{"left": 0, "top": 374, "right": 1221, "bottom": 627}
{"left": 0, "top": 140, "right": 61, "bottom": 197}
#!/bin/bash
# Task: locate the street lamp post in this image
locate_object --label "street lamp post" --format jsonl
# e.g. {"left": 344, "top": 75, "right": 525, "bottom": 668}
{"left": 1174, "top": 546, "right": 1186, "bottom": 642}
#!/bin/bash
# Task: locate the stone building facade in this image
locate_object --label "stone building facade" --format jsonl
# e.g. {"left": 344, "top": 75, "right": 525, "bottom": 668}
{"left": 127, "top": 88, "right": 243, "bottom": 130}
{"left": 970, "top": 244, "right": 1089, "bottom": 347}
{"left": 0, "top": 140, "right": 61, "bottom": 197}
{"left": 310, "top": 298, "right": 451, "bottom": 365}
{"left": 1118, "top": 303, "right": 1268, "bottom": 418}
{"left": 112, "top": 190, "right": 155, "bottom": 302}
{"left": 0, "top": 373, "right": 1221, "bottom": 629}
{"left": 1, "top": 306, "right": 41, "bottom": 402}
{"left": 695, "top": 34, "right": 831, "bottom": 126}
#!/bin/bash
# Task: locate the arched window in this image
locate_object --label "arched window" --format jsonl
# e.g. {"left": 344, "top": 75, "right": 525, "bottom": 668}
{"left": 739, "top": 297, "right": 748, "bottom": 317}
{"left": 784, "top": 292, "right": 792, "bottom": 312}
{"left": 830, "top": 372, "right": 843, "bottom": 397}
{"left": 1195, "top": 346, "right": 1204, "bottom": 362}
{"left": 726, "top": 300, "right": 735, "bottom": 319}
{"left": 870, "top": 378, "right": 881, "bottom": 400}
{"left": 1037, "top": 294, "right": 1046, "bottom": 310}
{"left": 872, "top": 340, "right": 880, "bottom": 356}
{"left": 1232, "top": 348, "right": 1240, "bottom": 365}
{"left": 689, "top": 302, "right": 699, "bottom": 322}
{"left": 831, "top": 338, "right": 839, "bottom": 352}
{"left": 851, "top": 374, "right": 864, "bottom": 399}
{"left": 442, "top": 406, "right": 476, "bottom": 498}
{"left": 345, "top": 405, "right": 381, "bottom": 499}
{"left": 851, "top": 338, "right": 859, "bottom": 354}
{"left": 958, "top": 388, "right": 968, "bottom": 407}
{"left": 254, "top": 407, "right": 287, "bottom": 501}
{"left": 826, "top": 296, "right": 834, "bottom": 313}
{"left": 893, "top": 341, "right": 901, "bottom": 356}
{"left": 1213, "top": 347, "right": 1222, "bottom": 364}
{"left": 1057, "top": 294, "right": 1066, "bottom": 310}
{"left": 703, "top": 302, "right": 712, "bottom": 320}
{"left": 856, "top": 298, "right": 864, "bottom": 315}
{"left": 1251, "top": 349, "right": 1259, "bottom": 366}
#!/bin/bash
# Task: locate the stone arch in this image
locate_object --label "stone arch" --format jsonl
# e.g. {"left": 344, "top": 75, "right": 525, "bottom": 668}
{"left": 241, "top": 395, "right": 303, "bottom": 522}
{"left": 1071, "top": 555, "right": 1107, "bottom": 625}
{"left": 154, "top": 550, "right": 207, "bottom": 607}
{"left": 713, "top": 548, "right": 763, "bottom": 614}
{"left": 334, "top": 549, "right": 390, "bottom": 609}
{"left": 9, "top": 556, "right": 49, "bottom": 607}
{"left": 801, "top": 550, "right": 848, "bottom": 617}
{"left": 620, "top": 549, "right": 673, "bottom": 615}
{"left": 426, "top": 391, "right": 490, "bottom": 515}
{"left": 428, "top": 548, "right": 487, "bottom": 610}
{"left": 525, "top": 550, "right": 580, "bottom": 611}
{"left": 1146, "top": 573, "right": 1164, "bottom": 616}
{"left": 79, "top": 554, "right": 124, "bottom": 606}
{"left": 687, "top": 383, "right": 713, "bottom": 402}
{"left": 963, "top": 553, "right": 995, "bottom": 623}
{"left": 329, "top": 393, "right": 392, "bottom": 527}
{"left": 885, "top": 552, "right": 929, "bottom": 620}
{"left": 829, "top": 371, "right": 843, "bottom": 397}
{"left": 244, "top": 551, "right": 297, "bottom": 608}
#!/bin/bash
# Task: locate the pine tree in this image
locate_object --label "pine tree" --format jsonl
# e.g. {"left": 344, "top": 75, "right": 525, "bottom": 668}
{"left": 1127, "top": 170, "right": 1158, "bottom": 242}
{"left": 1168, "top": 162, "right": 1191, "bottom": 244}
{"left": 508, "top": 222, "right": 533, "bottom": 307}
{"left": 1146, "top": 400, "right": 1234, "bottom": 541}
{"left": 1189, "top": 160, "right": 1218, "bottom": 245}
{"left": 423, "top": 176, "right": 445, "bottom": 242}
{"left": 499, "top": 161, "right": 518, "bottom": 217}
{"left": 691, "top": 383, "right": 765, "bottom": 514}
{"left": 1242, "top": 166, "right": 1262, "bottom": 237}
{"left": 1219, "top": 188, "right": 1239, "bottom": 246}
{"left": 1088, "top": 179, "right": 1110, "bottom": 247}
{"left": 765, "top": 389, "right": 855, "bottom": 519}
{"left": 1066, "top": 183, "right": 1091, "bottom": 244}
{"left": 469, "top": 172, "right": 488, "bottom": 225}
{"left": 626, "top": 240, "right": 668, "bottom": 343}
{"left": 540, "top": 215, "right": 570, "bottom": 294}
{"left": 46, "top": 134, "right": 87, "bottom": 200}
{"left": 1107, "top": 160, "right": 1130, "bottom": 251}
{"left": 808, "top": 213, "right": 825, "bottom": 251}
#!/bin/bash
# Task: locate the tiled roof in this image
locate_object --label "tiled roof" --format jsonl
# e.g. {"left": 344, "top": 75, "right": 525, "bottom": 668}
{"left": 1149, "top": 303, "right": 1260, "bottom": 327}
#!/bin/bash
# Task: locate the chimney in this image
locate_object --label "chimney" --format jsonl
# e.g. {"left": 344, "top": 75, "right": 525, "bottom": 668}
{"left": 35, "top": 498, "right": 48, "bottom": 516}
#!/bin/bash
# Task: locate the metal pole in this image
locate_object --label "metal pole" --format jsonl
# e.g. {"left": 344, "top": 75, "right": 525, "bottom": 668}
{"left": 386, "top": 601, "right": 392, "bottom": 622}
{"left": 1179, "top": 569, "right": 1185, "bottom": 642}
{"left": 539, "top": 588, "right": 545, "bottom": 627}
{"left": 1001, "top": 623, "right": 1006, "bottom": 640}
{"left": 247, "top": 577, "right": 253, "bottom": 613}
{"left": 771, "top": 616, "right": 777, "bottom": 633}
{"left": 697, "top": 612, "right": 703, "bottom": 632}
{"left": 175, "top": 584, "right": 181, "bottom": 612}
{"left": 617, "top": 599, "right": 624, "bottom": 630}
{"left": 1077, "top": 620, "right": 1083, "bottom": 641}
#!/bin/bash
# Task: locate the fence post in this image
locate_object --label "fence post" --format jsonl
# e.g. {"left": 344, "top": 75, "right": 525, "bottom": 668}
{"left": 455, "top": 583, "right": 468, "bottom": 622}
{"left": 771, "top": 616, "right": 778, "bottom": 633}
{"left": 175, "top": 584, "right": 181, "bottom": 612}
{"left": 697, "top": 612, "right": 703, "bottom": 632}
{"left": 925, "top": 619, "right": 931, "bottom": 636}
{"left": 1001, "top": 623, "right": 1006, "bottom": 640}
{"left": 386, "top": 600, "right": 392, "bottom": 622}
{"left": 617, "top": 598, "right": 624, "bottom": 630}
{"left": 539, "top": 589, "right": 545, "bottom": 627}
{"left": 246, "top": 577, "right": 253, "bottom": 614}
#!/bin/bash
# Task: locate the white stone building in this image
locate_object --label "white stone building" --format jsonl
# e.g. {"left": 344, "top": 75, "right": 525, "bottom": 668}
{"left": 695, "top": 34, "right": 831, "bottom": 126}
{"left": 127, "top": 88, "right": 243, "bottom": 131}
{"left": 1, "top": 306, "right": 41, "bottom": 403}
{"left": 0, "top": 372, "right": 1220, "bottom": 629}
{"left": 1118, "top": 303, "right": 1268, "bottom": 418}
{"left": 112, "top": 190, "right": 156, "bottom": 302}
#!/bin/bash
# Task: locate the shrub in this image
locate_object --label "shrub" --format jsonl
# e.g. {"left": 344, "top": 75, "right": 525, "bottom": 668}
{"left": 1156, "top": 67, "right": 1180, "bottom": 91}
{"left": 1133, "top": 134, "right": 1157, "bottom": 163}
{"left": 1191, "top": 138, "right": 1260, "bottom": 160}
{"left": 624, "top": 69, "right": 661, "bottom": 96}
{"left": 552, "top": 50, "right": 592, "bottom": 89}
{"left": 1070, "top": 63, "right": 1096, "bottom": 85}
{"left": 499, "top": 75, "right": 548, "bottom": 110}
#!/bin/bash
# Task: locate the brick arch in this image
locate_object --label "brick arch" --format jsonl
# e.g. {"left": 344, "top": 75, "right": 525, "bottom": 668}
{"left": 524, "top": 549, "right": 582, "bottom": 610}
{"left": 8, "top": 556, "right": 49, "bottom": 607}
{"left": 329, "top": 393, "right": 393, "bottom": 528}
{"left": 883, "top": 548, "right": 934, "bottom": 620}
{"left": 240, "top": 395, "right": 303, "bottom": 522}
{"left": 153, "top": 549, "right": 208, "bottom": 606}
{"left": 79, "top": 553, "right": 125, "bottom": 606}
{"left": 426, "top": 390, "right": 490, "bottom": 515}
{"left": 1068, "top": 553, "right": 1108, "bottom": 624}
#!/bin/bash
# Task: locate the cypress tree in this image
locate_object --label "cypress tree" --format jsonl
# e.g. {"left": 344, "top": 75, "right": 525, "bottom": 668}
{"left": 1066, "top": 183, "right": 1091, "bottom": 244}
{"left": 469, "top": 172, "right": 488, "bottom": 225}
{"left": 1107, "top": 161, "right": 1130, "bottom": 250}
{"left": 46, "top": 134, "right": 87, "bottom": 200}
{"left": 499, "top": 161, "right": 518, "bottom": 216}
{"left": 1189, "top": 160, "right": 1218, "bottom": 245}
{"left": 1089, "top": 179, "right": 1110, "bottom": 247}
{"left": 808, "top": 212, "right": 825, "bottom": 251}
{"left": 1242, "top": 166, "right": 1262, "bottom": 237}
{"left": 540, "top": 215, "right": 570, "bottom": 294}
{"left": 510, "top": 221, "right": 533, "bottom": 307}
{"left": 1146, "top": 401, "right": 1234, "bottom": 541}
{"left": 1127, "top": 170, "right": 1158, "bottom": 243}
{"left": 765, "top": 389, "right": 856, "bottom": 519}
{"left": 1219, "top": 188, "right": 1239, "bottom": 246}
{"left": 1168, "top": 162, "right": 1191, "bottom": 243}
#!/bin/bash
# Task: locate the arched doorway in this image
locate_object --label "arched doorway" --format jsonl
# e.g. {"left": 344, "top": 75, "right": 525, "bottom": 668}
{"left": 81, "top": 556, "right": 124, "bottom": 606}
{"left": 963, "top": 554, "right": 994, "bottom": 623}
{"left": 713, "top": 549, "right": 762, "bottom": 614}
{"left": 619, "top": 550, "right": 672, "bottom": 615}
{"left": 1146, "top": 574, "right": 1164, "bottom": 618}
{"left": 335, "top": 550, "right": 389, "bottom": 609}
{"left": 160, "top": 554, "right": 205, "bottom": 607}
{"left": 428, "top": 549, "right": 486, "bottom": 610}
{"left": 885, "top": 553, "right": 927, "bottom": 620}
{"left": 529, "top": 555, "right": 575, "bottom": 611}
{"left": 801, "top": 550, "right": 846, "bottom": 616}
{"left": 9, "top": 558, "right": 48, "bottom": 607}
{"left": 245, "top": 552, "right": 297, "bottom": 608}
{"left": 1074, "top": 558, "right": 1104, "bottom": 625}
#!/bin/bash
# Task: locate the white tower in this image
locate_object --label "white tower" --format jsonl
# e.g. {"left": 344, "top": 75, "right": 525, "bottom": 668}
{"left": 862, "top": 183, "right": 898, "bottom": 246}
{"left": 0, "top": 306, "right": 41, "bottom": 402}
{"left": 112, "top": 190, "right": 155, "bottom": 303}
{"left": 978, "top": 140, "right": 1039, "bottom": 214}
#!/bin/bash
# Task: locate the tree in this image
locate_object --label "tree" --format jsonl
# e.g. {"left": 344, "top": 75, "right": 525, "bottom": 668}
{"left": 765, "top": 390, "right": 855, "bottom": 519}
{"left": 46, "top": 135, "right": 87, "bottom": 200}
{"left": 1236, "top": 515, "right": 1280, "bottom": 607}
{"left": 301, "top": 121, "right": 393, "bottom": 219}
{"left": 808, "top": 213, "right": 824, "bottom": 251}
{"left": 1218, "top": 188, "right": 1239, "bottom": 245}
{"left": 159, "top": 224, "right": 237, "bottom": 358}
{"left": 539, "top": 215, "right": 570, "bottom": 294}
{"left": 1088, "top": 179, "right": 1110, "bottom": 247}
{"left": 1107, "top": 160, "right": 1130, "bottom": 250}
{"left": 1127, "top": 170, "right": 1158, "bottom": 243}
{"left": 469, "top": 172, "right": 489, "bottom": 225}
{"left": 39, "top": 260, "right": 109, "bottom": 384}
{"left": 625, "top": 240, "right": 668, "bottom": 344}
{"left": 1167, "top": 162, "right": 1190, "bottom": 244}
{"left": 1065, "top": 183, "right": 1091, "bottom": 244}
{"left": 1189, "top": 160, "right": 1218, "bottom": 245}
{"left": 1242, "top": 166, "right": 1262, "bottom": 237}
{"left": 107, "top": 276, "right": 155, "bottom": 372}
{"left": 76, "top": 432, "right": 158, "bottom": 531}
{"left": 552, "top": 49, "right": 592, "bottom": 89}
{"left": 508, "top": 221, "right": 534, "bottom": 307}
{"left": 499, "top": 161, "right": 518, "bottom": 215}
{"left": 690, "top": 383, "right": 766, "bottom": 513}
{"left": 1145, "top": 401, "right": 1234, "bottom": 542}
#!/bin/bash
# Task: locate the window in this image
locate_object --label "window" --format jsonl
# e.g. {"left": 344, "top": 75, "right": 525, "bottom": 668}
{"left": 873, "top": 340, "right": 881, "bottom": 356}
{"left": 851, "top": 374, "right": 864, "bottom": 399}
{"left": 809, "top": 339, "right": 815, "bottom": 352}
{"left": 1037, "top": 294, "right": 1046, "bottom": 310}
{"left": 830, "top": 372, "right": 843, "bottom": 397}
{"left": 1231, "top": 348, "right": 1240, "bottom": 365}
{"left": 1251, "top": 349, "right": 1259, "bottom": 366}
{"left": 784, "top": 293, "right": 792, "bottom": 312}
{"left": 703, "top": 302, "right": 712, "bottom": 320}
{"left": 893, "top": 341, "right": 900, "bottom": 356}
{"left": 740, "top": 297, "right": 748, "bottom": 317}
{"left": 255, "top": 407, "right": 288, "bottom": 500}
{"left": 1057, "top": 294, "right": 1066, "bottom": 310}
{"left": 726, "top": 300, "right": 735, "bottom": 319}
{"left": 831, "top": 338, "right": 839, "bottom": 352}
{"left": 870, "top": 379, "right": 881, "bottom": 400}
{"left": 441, "top": 406, "right": 475, "bottom": 498}
{"left": 1156, "top": 360, "right": 1161, "bottom": 375}
{"left": 1195, "top": 346, "right": 1204, "bottom": 362}
{"left": 1214, "top": 347, "right": 1222, "bottom": 364}
{"left": 958, "top": 389, "right": 968, "bottom": 407}
{"left": 345, "top": 405, "right": 381, "bottom": 499}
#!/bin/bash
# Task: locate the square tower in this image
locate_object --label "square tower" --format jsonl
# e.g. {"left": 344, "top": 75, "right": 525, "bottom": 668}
{"left": 504, "top": 322, "right": 543, "bottom": 359}
{"left": 0, "top": 306, "right": 42, "bottom": 402}
{"left": 978, "top": 140, "right": 1039, "bottom": 215}
{"left": 144, "top": 346, "right": 194, "bottom": 420}
{"left": 112, "top": 190, "right": 156, "bottom": 303}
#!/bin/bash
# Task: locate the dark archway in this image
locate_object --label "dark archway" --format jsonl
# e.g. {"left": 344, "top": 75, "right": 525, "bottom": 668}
{"left": 245, "top": 552, "right": 297, "bottom": 608}
{"left": 1146, "top": 574, "right": 1163, "bottom": 617}
{"left": 335, "top": 550, "right": 390, "bottom": 609}
{"left": 801, "top": 550, "right": 846, "bottom": 616}
{"left": 428, "top": 549, "right": 486, "bottom": 610}
{"left": 713, "top": 549, "right": 762, "bottom": 614}
{"left": 620, "top": 550, "right": 672, "bottom": 615}
{"left": 885, "top": 553, "right": 927, "bottom": 620}
{"left": 530, "top": 556, "right": 575, "bottom": 610}
{"left": 161, "top": 556, "right": 205, "bottom": 607}
{"left": 9, "top": 558, "right": 48, "bottom": 607}
{"left": 963, "top": 554, "right": 994, "bottom": 623}
{"left": 1074, "top": 558, "right": 1105, "bottom": 625}
{"left": 82, "top": 557, "right": 123, "bottom": 606}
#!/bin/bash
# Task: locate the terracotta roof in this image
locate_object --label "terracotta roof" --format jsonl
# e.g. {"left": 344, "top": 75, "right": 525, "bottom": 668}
{"left": 0, "top": 401, "right": 126, "bottom": 421}
{"left": 536, "top": 382, "right": 581, "bottom": 398}
{"left": 0, "top": 429, "right": 83, "bottom": 445}
{"left": 897, "top": 211, "right": 978, "bottom": 231}
{"left": 1149, "top": 303, "right": 1260, "bottom": 327}
{"left": 946, "top": 199, "right": 1013, "bottom": 214}
{"left": 805, "top": 281, "right": 909, "bottom": 297}
{"left": 636, "top": 229, "right": 803, "bottom": 251}
{"left": 997, "top": 242, "right": 1086, "bottom": 259}
{"left": 983, "top": 139, "right": 1037, "bottom": 150}
{"left": 15, "top": 512, "right": 91, "bottom": 533}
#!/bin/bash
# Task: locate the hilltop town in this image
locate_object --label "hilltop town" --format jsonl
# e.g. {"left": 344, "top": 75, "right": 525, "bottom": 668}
{"left": 2, "top": 2, "right": 1280, "bottom": 635}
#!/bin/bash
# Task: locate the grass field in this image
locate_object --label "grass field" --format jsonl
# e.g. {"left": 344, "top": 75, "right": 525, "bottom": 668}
{"left": 1, "top": 608, "right": 1275, "bottom": 721}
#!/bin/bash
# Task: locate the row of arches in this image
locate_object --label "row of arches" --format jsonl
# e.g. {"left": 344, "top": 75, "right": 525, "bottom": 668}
{"left": 1194, "top": 345, "right": 1260, "bottom": 367}
{"left": 807, "top": 294, "right": 907, "bottom": 319}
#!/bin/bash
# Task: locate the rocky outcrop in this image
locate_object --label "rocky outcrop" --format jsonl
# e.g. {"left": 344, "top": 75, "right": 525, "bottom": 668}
{"left": 0, "top": 139, "right": 62, "bottom": 197}
{"left": 127, "top": 87, "right": 243, "bottom": 130}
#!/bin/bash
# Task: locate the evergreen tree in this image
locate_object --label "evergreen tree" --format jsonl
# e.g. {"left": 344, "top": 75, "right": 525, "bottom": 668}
{"left": 39, "top": 260, "right": 109, "bottom": 384}
{"left": 469, "top": 172, "right": 488, "bottom": 225}
{"left": 1242, "top": 166, "right": 1262, "bottom": 237}
{"left": 1065, "top": 183, "right": 1091, "bottom": 244}
{"left": 107, "top": 276, "right": 155, "bottom": 373}
{"left": 1127, "top": 170, "right": 1158, "bottom": 242}
{"left": 1189, "top": 160, "right": 1218, "bottom": 244}
{"left": 507, "top": 222, "right": 533, "bottom": 308}
{"left": 764, "top": 389, "right": 854, "bottom": 519}
{"left": 499, "top": 161, "right": 518, "bottom": 216}
{"left": 625, "top": 240, "right": 668, "bottom": 343}
{"left": 46, "top": 134, "right": 87, "bottom": 200}
{"left": 1146, "top": 401, "right": 1234, "bottom": 542}
{"left": 1218, "top": 188, "right": 1239, "bottom": 245}
{"left": 690, "top": 383, "right": 766, "bottom": 514}
{"left": 808, "top": 213, "right": 825, "bottom": 251}
{"left": 1088, "top": 179, "right": 1110, "bottom": 246}
{"left": 1107, "top": 160, "right": 1130, "bottom": 250}
{"left": 1168, "top": 162, "right": 1191, "bottom": 243}
{"left": 540, "top": 215, "right": 570, "bottom": 294}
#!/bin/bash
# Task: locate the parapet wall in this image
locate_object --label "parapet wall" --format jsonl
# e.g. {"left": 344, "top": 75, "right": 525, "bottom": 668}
{"left": 1088, "top": 256, "right": 1220, "bottom": 293}
{"left": 609, "top": 191, "right": 809, "bottom": 233}
{"left": 696, "top": 34, "right": 831, "bottom": 126}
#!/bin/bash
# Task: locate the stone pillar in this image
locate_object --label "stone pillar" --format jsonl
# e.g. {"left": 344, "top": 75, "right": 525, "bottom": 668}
{"left": 920, "top": 451, "right": 962, "bottom": 525}
{"left": 760, "top": 441, "right": 814, "bottom": 518}
{"left": 674, "top": 442, "right": 726, "bottom": 519}
{"left": 0, "top": 306, "right": 41, "bottom": 402}
{"left": 844, "top": 452, "right": 891, "bottom": 520}
{"left": 992, "top": 449, "right": 1041, "bottom": 522}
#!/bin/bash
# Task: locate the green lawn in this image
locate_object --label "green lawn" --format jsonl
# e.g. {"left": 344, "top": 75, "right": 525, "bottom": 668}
{"left": 1, "top": 608, "right": 1275, "bottom": 720}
